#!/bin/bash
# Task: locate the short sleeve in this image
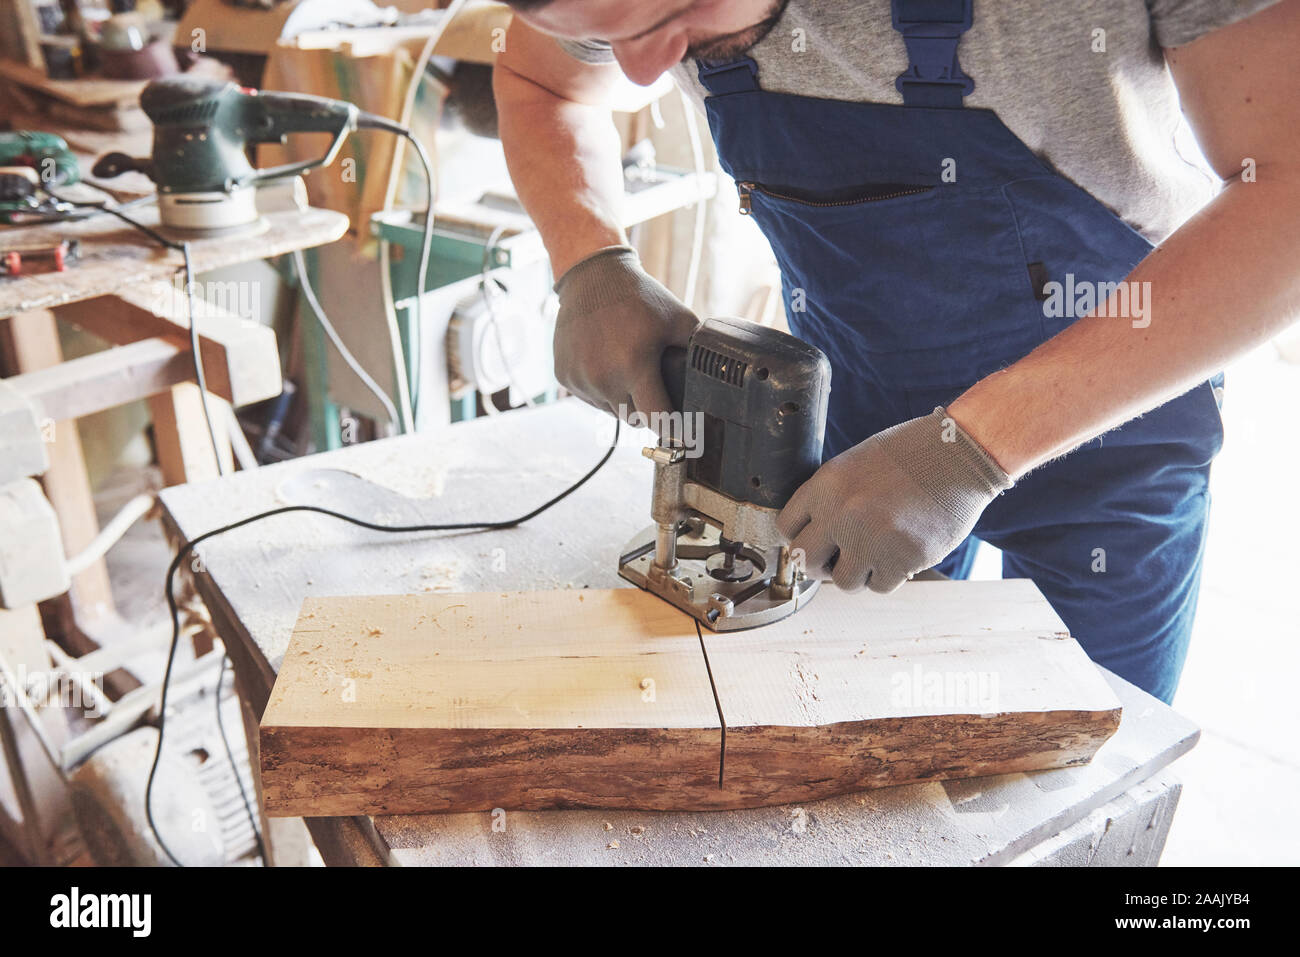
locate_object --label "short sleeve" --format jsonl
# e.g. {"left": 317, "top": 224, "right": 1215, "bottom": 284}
{"left": 556, "top": 37, "right": 618, "bottom": 65}
{"left": 1146, "top": 0, "right": 1282, "bottom": 47}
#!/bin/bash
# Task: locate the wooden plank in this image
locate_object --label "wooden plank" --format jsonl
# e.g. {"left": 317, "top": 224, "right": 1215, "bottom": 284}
{"left": 148, "top": 383, "right": 233, "bottom": 486}
{"left": 0, "top": 59, "right": 147, "bottom": 108}
{"left": 0, "top": 604, "right": 71, "bottom": 864}
{"left": 0, "top": 0, "right": 44, "bottom": 70}
{"left": 0, "top": 378, "right": 49, "bottom": 483}
{"left": 8, "top": 337, "right": 197, "bottom": 422}
{"left": 703, "top": 579, "right": 1122, "bottom": 806}
{"left": 7, "top": 312, "right": 276, "bottom": 430}
{"left": 259, "top": 581, "right": 1121, "bottom": 818}
{"left": 0, "top": 310, "right": 114, "bottom": 624}
{"left": 379, "top": 670, "right": 1189, "bottom": 867}
{"left": 55, "top": 287, "right": 282, "bottom": 409}
{"left": 0, "top": 205, "right": 349, "bottom": 320}
{"left": 259, "top": 590, "right": 723, "bottom": 817}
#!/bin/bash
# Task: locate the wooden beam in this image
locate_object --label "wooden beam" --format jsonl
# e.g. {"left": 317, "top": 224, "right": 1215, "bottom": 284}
{"left": 0, "top": 604, "right": 71, "bottom": 864}
{"left": 0, "top": 205, "right": 348, "bottom": 320}
{"left": 0, "top": 378, "right": 49, "bottom": 484}
{"left": 7, "top": 337, "right": 197, "bottom": 422}
{"left": 0, "top": 0, "right": 45, "bottom": 70}
{"left": 258, "top": 582, "right": 1122, "bottom": 818}
{"left": 54, "top": 286, "right": 282, "bottom": 409}
{"left": 148, "top": 383, "right": 233, "bottom": 486}
{"left": 0, "top": 310, "right": 114, "bottom": 625}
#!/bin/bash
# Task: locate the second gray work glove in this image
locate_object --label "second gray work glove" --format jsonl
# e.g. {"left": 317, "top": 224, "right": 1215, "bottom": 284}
{"left": 553, "top": 245, "right": 700, "bottom": 421}
{"left": 777, "top": 408, "right": 1013, "bottom": 594}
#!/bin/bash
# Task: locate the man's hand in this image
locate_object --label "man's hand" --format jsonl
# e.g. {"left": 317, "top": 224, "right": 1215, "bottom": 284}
{"left": 553, "top": 245, "right": 700, "bottom": 420}
{"left": 777, "top": 408, "right": 1013, "bottom": 593}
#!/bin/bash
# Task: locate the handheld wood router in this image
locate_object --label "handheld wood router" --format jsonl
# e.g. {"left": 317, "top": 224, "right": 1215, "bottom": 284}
{"left": 618, "top": 317, "right": 832, "bottom": 630}
{"left": 94, "top": 76, "right": 360, "bottom": 235}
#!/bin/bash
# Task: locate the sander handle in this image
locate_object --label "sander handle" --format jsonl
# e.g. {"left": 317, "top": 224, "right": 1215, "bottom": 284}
{"left": 244, "top": 91, "right": 359, "bottom": 187}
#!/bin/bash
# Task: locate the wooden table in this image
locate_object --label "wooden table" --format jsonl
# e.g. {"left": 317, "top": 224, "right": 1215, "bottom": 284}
{"left": 0, "top": 196, "right": 347, "bottom": 667}
{"left": 0, "top": 202, "right": 348, "bottom": 318}
{"left": 159, "top": 400, "right": 1199, "bottom": 866}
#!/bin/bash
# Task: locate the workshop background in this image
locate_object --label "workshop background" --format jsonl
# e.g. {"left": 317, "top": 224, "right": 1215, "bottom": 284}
{"left": 0, "top": 0, "right": 1295, "bottom": 867}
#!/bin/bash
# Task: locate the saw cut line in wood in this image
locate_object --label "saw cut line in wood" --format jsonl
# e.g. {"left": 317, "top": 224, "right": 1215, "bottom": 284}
{"left": 259, "top": 581, "right": 1121, "bottom": 817}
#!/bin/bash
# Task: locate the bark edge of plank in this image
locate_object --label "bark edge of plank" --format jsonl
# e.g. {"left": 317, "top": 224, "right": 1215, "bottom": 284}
{"left": 259, "top": 583, "right": 1122, "bottom": 817}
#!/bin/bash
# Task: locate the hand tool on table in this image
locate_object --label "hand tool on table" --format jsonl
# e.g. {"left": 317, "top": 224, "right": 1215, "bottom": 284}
{"left": 91, "top": 76, "right": 362, "bottom": 236}
{"left": 0, "top": 132, "right": 81, "bottom": 225}
{"left": 619, "top": 317, "right": 832, "bottom": 630}
{"left": 0, "top": 239, "right": 80, "bottom": 276}
{"left": 85, "top": 77, "right": 435, "bottom": 426}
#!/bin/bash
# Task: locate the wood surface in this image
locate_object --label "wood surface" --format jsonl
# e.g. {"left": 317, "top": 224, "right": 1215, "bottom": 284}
{"left": 0, "top": 310, "right": 114, "bottom": 623}
{"left": 5, "top": 337, "right": 198, "bottom": 422}
{"left": 55, "top": 285, "right": 282, "bottom": 409}
{"left": 0, "top": 0, "right": 44, "bottom": 70}
{"left": 702, "top": 580, "right": 1121, "bottom": 806}
{"left": 147, "top": 383, "right": 233, "bottom": 485}
{"left": 0, "top": 204, "right": 348, "bottom": 319}
{"left": 0, "top": 60, "right": 147, "bottom": 109}
{"left": 261, "top": 590, "right": 723, "bottom": 816}
{"left": 260, "top": 580, "right": 1121, "bottom": 817}
{"left": 158, "top": 401, "right": 1192, "bottom": 863}
{"left": 0, "top": 60, "right": 150, "bottom": 133}
{"left": 0, "top": 604, "right": 71, "bottom": 864}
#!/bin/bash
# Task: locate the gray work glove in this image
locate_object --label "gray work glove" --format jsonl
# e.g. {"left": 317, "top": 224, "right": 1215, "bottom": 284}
{"left": 553, "top": 245, "right": 700, "bottom": 421}
{"left": 777, "top": 407, "right": 1013, "bottom": 594}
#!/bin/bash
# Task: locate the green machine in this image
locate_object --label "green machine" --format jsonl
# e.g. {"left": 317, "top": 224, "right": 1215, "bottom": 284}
{"left": 0, "top": 132, "right": 81, "bottom": 224}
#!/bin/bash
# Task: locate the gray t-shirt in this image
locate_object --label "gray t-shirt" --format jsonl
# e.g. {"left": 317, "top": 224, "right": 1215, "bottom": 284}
{"left": 559, "top": 0, "right": 1278, "bottom": 244}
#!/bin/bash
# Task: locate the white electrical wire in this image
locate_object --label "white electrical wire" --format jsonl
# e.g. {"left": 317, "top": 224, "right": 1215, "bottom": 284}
{"left": 377, "top": 239, "right": 417, "bottom": 432}
{"left": 292, "top": 248, "right": 401, "bottom": 429}
{"left": 374, "top": 0, "right": 470, "bottom": 431}
{"left": 65, "top": 492, "right": 156, "bottom": 577}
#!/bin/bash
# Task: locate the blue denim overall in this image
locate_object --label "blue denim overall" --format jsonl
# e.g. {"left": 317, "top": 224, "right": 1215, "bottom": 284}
{"left": 696, "top": 0, "right": 1223, "bottom": 702}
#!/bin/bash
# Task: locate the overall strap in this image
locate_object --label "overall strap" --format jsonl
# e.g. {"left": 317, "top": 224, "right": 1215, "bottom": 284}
{"left": 696, "top": 56, "right": 760, "bottom": 96}
{"left": 892, "top": 0, "right": 975, "bottom": 108}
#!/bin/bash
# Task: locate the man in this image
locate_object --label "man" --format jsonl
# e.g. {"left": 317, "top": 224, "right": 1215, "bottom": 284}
{"left": 492, "top": 0, "right": 1300, "bottom": 703}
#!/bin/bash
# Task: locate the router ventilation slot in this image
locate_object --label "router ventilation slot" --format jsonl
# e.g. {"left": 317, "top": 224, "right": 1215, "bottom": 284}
{"left": 691, "top": 345, "right": 747, "bottom": 387}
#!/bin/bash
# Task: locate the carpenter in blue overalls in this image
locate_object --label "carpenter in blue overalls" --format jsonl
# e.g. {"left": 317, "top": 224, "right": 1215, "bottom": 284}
{"left": 696, "top": 0, "right": 1224, "bottom": 703}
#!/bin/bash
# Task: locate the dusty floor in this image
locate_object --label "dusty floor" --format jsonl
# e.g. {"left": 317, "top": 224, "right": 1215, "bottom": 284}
{"left": 95, "top": 340, "right": 1299, "bottom": 867}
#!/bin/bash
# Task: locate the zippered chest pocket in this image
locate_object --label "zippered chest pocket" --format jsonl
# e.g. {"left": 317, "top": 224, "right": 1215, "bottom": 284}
{"left": 733, "top": 177, "right": 1041, "bottom": 389}
{"left": 737, "top": 180, "right": 933, "bottom": 215}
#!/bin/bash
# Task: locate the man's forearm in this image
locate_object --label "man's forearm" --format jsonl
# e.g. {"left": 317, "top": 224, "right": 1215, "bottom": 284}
{"left": 495, "top": 63, "right": 627, "bottom": 277}
{"left": 949, "top": 171, "right": 1300, "bottom": 478}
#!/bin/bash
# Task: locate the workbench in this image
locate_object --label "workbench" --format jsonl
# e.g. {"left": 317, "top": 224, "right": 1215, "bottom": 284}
{"left": 159, "top": 400, "right": 1198, "bottom": 866}
{"left": 0, "top": 192, "right": 346, "bottom": 632}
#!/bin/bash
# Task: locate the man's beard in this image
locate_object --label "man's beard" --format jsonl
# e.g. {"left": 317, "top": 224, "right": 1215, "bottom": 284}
{"left": 685, "top": 0, "right": 791, "bottom": 62}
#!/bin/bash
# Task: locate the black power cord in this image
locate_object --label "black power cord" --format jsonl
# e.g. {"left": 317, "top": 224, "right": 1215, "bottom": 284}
{"left": 212, "top": 655, "right": 265, "bottom": 862}
{"left": 44, "top": 191, "right": 226, "bottom": 471}
{"left": 45, "top": 191, "right": 263, "bottom": 861}
{"left": 146, "top": 418, "right": 620, "bottom": 865}
{"left": 50, "top": 114, "right": 444, "bottom": 865}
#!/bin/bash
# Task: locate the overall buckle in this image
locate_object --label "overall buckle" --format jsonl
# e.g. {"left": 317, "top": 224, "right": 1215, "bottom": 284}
{"left": 892, "top": 0, "right": 975, "bottom": 106}
{"left": 696, "top": 57, "right": 760, "bottom": 96}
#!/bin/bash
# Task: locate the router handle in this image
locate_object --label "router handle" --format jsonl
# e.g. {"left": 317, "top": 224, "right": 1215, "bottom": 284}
{"left": 660, "top": 345, "right": 687, "bottom": 414}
